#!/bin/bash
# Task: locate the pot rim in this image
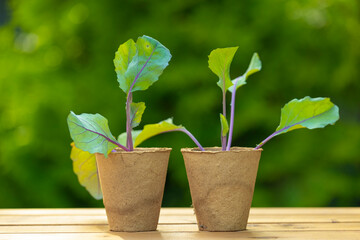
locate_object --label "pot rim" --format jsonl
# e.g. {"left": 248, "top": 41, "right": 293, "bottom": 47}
{"left": 112, "top": 147, "right": 172, "bottom": 154}
{"left": 181, "top": 146, "right": 262, "bottom": 153}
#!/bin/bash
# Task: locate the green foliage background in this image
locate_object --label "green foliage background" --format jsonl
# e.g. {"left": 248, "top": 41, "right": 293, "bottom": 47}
{"left": 0, "top": 0, "right": 359, "bottom": 208}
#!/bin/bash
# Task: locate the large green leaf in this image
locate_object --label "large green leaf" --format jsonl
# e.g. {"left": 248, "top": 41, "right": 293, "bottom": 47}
{"left": 130, "top": 102, "right": 146, "bottom": 128}
{"left": 118, "top": 130, "right": 142, "bottom": 147}
{"left": 255, "top": 96, "right": 339, "bottom": 149}
{"left": 275, "top": 96, "right": 339, "bottom": 136}
{"left": 114, "top": 39, "right": 137, "bottom": 92}
{"left": 67, "top": 112, "right": 118, "bottom": 157}
{"left": 135, "top": 118, "right": 183, "bottom": 147}
{"left": 114, "top": 35, "right": 172, "bottom": 93}
{"left": 220, "top": 113, "right": 229, "bottom": 137}
{"left": 208, "top": 47, "right": 238, "bottom": 92}
{"left": 228, "top": 53, "right": 261, "bottom": 92}
{"left": 70, "top": 143, "right": 102, "bottom": 200}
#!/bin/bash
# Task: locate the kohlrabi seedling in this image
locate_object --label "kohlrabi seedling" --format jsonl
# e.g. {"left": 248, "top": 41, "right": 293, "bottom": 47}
{"left": 199, "top": 47, "right": 339, "bottom": 151}
{"left": 67, "top": 36, "right": 203, "bottom": 199}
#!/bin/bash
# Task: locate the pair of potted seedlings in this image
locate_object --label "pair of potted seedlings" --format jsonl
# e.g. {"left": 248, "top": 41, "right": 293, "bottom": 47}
{"left": 67, "top": 36, "right": 339, "bottom": 232}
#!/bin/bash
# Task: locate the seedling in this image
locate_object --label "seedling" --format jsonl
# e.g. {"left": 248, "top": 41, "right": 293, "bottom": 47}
{"left": 67, "top": 36, "right": 203, "bottom": 199}
{"left": 180, "top": 48, "right": 339, "bottom": 232}
{"left": 205, "top": 47, "right": 339, "bottom": 151}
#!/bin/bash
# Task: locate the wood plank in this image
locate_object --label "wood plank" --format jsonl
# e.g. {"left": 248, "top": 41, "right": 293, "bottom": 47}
{"left": 249, "top": 208, "right": 360, "bottom": 215}
{"left": 0, "top": 231, "right": 360, "bottom": 240}
{"left": 0, "top": 215, "right": 109, "bottom": 225}
{"left": 247, "top": 214, "right": 360, "bottom": 223}
{"left": 0, "top": 215, "right": 197, "bottom": 225}
{"left": 0, "top": 208, "right": 193, "bottom": 216}
{"left": 0, "top": 209, "right": 106, "bottom": 216}
{"left": 1, "top": 208, "right": 359, "bottom": 216}
{"left": 1, "top": 222, "right": 360, "bottom": 233}
{"left": 1, "top": 213, "right": 359, "bottom": 225}
{"left": 0, "top": 208, "right": 359, "bottom": 239}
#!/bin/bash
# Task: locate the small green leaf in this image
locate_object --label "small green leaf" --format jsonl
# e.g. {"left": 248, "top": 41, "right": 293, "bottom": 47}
{"left": 70, "top": 143, "right": 102, "bottom": 200}
{"left": 135, "top": 118, "right": 183, "bottom": 147}
{"left": 118, "top": 130, "right": 142, "bottom": 147}
{"left": 67, "top": 112, "right": 118, "bottom": 157}
{"left": 208, "top": 47, "right": 238, "bottom": 92}
{"left": 220, "top": 113, "right": 229, "bottom": 137}
{"left": 228, "top": 53, "right": 261, "bottom": 92}
{"left": 275, "top": 96, "right": 339, "bottom": 136}
{"left": 130, "top": 102, "right": 146, "bottom": 128}
{"left": 114, "top": 35, "right": 172, "bottom": 93}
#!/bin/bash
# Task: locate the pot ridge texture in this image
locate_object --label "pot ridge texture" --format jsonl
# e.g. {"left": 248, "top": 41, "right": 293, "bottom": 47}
{"left": 182, "top": 147, "right": 262, "bottom": 231}
{"left": 96, "top": 148, "right": 171, "bottom": 232}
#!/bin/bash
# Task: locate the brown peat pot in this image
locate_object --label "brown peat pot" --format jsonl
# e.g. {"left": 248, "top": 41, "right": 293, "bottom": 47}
{"left": 181, "top": 147, "right": 262, "bottom": 232}
{"left": 96, "top": 147, "right": 171, "bottom": 232}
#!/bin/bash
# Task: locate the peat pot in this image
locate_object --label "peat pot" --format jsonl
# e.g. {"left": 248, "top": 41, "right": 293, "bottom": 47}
{"left": 181, "top": 147, "right": 262, "bottom": 232}
{"left": 96, "top": 148, "right": 171, "bottom": 232}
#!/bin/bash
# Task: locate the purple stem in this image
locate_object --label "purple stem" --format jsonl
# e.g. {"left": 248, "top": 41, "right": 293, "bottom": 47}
{"left": 221, "top": 89, "right": 227, "bottom": 150}
{"left": 221, "top": 136, "right": 227, "bottom": 150}
{"left": 254, "top": 131, "right": 278, "bottom": 150}
{"left": 125, "top": 45, "right": 157, "bottom": 151}
{"left": 163, "top": 128, "right": 205, "bottom": 151}
{"left": 226, "top": 79, "right": 238, "bottom": 151}
{"left": 254, "top": 118, "right": 311, "bottom": 149}
{"left": 126, "top": 93, "right": 133, "bottom": 150}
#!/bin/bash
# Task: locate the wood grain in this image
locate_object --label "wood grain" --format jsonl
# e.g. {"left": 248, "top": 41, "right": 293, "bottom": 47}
{"left": 0, "top": 208, "right": 359, "bottom": 239}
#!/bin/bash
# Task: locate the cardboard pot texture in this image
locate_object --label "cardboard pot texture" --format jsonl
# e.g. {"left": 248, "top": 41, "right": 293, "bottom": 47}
{"left": 182, "top": 147, "right": 262, "bottom": 232}
{"left": 96, "top": 148, "right": 171, "bottom": 232}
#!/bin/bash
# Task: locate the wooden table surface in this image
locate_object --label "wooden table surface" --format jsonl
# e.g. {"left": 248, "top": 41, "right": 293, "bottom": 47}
{"left": 0, "top": 208, "right": 359, "bottom": 239}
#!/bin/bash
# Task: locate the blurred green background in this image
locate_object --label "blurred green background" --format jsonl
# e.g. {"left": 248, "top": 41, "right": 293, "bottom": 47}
{"left": 0, "top": 0, "right": 359, "bottom": 208}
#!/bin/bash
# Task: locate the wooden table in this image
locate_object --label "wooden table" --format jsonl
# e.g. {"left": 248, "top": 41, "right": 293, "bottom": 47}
{"left": 0, "top": 208, "right": 359, "bottom": 239}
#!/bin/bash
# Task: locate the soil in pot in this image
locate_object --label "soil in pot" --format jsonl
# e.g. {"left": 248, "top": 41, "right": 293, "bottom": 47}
{"left": 181, "top": 147, "right": 262, "bottom": 232}
{"left": 96, "top": 147, "right": 171, "bottom": 232}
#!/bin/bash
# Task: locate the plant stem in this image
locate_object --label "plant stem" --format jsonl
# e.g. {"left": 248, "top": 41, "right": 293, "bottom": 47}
{"left": 221, "top": 90, "right": 227, "bottom": 150}
{"left": 254, "top": 131, "right": 277, "bottom": 150}
{"left": 179, "top": 128, "right": 205, "bottom": 151}
{"left": 221, "top": 136, "right": 227, "bottom": 150}
{"left": 226, "top": 79, "right": 238, "bottom": 151}
{"left": 255, "top": 118, "right": 310, "bottom": 149}
{"left": 163, "top": 128, "right": 205, "bottom": 151}
{"left": 126, "top": 93, "right": 133, "bottom": 151}
{"left": 125, "top": 46, "right": 157, "bottom": 151}
{"left": 113, "top": 141, "right": 130, "bottom": 151}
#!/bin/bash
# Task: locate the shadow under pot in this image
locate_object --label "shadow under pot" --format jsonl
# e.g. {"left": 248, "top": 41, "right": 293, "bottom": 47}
{"left": 181, "top": 147, "right": 262, "bottom": 232}
{"left": 96, "top": 147, "right": 171, "bottom": 232}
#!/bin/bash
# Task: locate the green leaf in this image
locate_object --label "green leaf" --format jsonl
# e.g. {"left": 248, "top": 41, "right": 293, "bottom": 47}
{"left": 228, "top": 52, "right": 261, "bottom": 92}
{"left": 67, "top": 112, "right": 118, "bottom": 157}
{"left": 118, "top": 130, "right": 142, "bottom": 147}
{"left": 70, "top": 143, "right": 102, "bottom": 200}
{"left": 208, "top": 47, "right": 238, "bottom": 92}
{"left": 220, "top": 113, "right": 229, "bottom": 137}
{"left": 275, "top": 96, "right": 339, "bottom": 136}
{"left": 114, "top": 35, "right": 172, "bottom": 93}
{"left": 135, "top": 118, "right": 183, "bottom": 147}
{"left": 114, "top": 39, "right": 137, "bottom": 92}
{"left": 130, "top": 102, "right": 146, "bottom": 128}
